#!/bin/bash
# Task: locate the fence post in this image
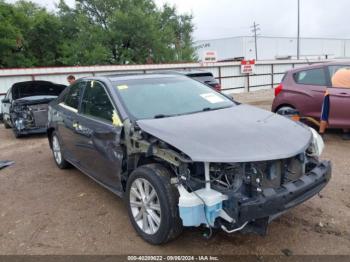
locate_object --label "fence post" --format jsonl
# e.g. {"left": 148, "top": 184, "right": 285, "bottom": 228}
{"left": 244, "top": 74, "right": 250, "bottom": 92}
{"left": 271, "top": 64, "right": 274, "bottom": 89}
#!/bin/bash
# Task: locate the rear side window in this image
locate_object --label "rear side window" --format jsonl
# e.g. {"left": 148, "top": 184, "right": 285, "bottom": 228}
{"left": 294, "top": 68, "right": 327, "bottom": 86}
{"left": 64, "top": 82, "right": 84, "bottom": 109}
{"left": 56, "top": 87, "right": 69, "bottom": 103}
{"left": 81, "top": 81, "right": 114, "bottom": 122}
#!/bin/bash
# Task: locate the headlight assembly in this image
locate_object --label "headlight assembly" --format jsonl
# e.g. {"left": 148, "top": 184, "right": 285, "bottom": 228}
{"left": 308, "top": 127, "right": 325, "bottom": 157}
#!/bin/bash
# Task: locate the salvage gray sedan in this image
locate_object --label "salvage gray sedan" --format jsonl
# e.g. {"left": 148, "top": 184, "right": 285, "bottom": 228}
{"left": 47, "top": 74, "right": 331, "bottom": 244}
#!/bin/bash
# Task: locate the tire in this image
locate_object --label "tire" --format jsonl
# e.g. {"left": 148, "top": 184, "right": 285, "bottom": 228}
{"left": 276, "top": 106, "right": 297, "bottom": 116}
{"left": 125, "top": 164, "right": 183, "bottom": 245}
{"left": 13, "top": 128, "right": 22, "bottom": 139}
{"left": 3, "top": 119, "right": 11, "bottom": 129}
{"left": 51, "top": 131, "right": 69, "bottom": 169}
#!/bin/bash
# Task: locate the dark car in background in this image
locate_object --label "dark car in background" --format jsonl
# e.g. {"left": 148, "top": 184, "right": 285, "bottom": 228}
{"left": 47, "top": 74, "right": 330, "bottom": 245}
{"left": 272, "top": 61, "right": 350, "bottom": 129}
{"left": 158, "top": 69, "right": 222, "bottom": 92}
{"left": 1, "top": 81, "right": 66, "bottom": 137}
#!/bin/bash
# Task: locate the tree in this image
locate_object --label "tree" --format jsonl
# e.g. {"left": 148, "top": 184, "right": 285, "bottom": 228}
{"left": 0, "top": 0, "right": 31, "bottom": 67}
{"left": 73, "top": 0, "right": 196, "bottom": 64}
{"left": 57, "top": 0, "right": 110, "bottom": 65}
{"left": 0, "top": 0, "right": 196, "bottom": 67}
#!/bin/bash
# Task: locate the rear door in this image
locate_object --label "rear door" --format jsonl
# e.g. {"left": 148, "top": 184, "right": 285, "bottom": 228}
{"left": 76, "top": 80, "right": 124, "bottom": 192}
{"left": 327, "top": 65, "right": 350, "bottom": 128}
{"left": 293, "top": 67, "right": 328, "bottom": 119}
{"left": 58, "top": 81, "right": 85, "bottom": 163}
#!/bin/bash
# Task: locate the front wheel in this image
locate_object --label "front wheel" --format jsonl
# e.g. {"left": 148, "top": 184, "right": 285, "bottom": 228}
{"left": 3, "top": 119, "right": 11, "bottom": 129}
{"left": 125, "top": 164, "right": 183, "bottom": 245}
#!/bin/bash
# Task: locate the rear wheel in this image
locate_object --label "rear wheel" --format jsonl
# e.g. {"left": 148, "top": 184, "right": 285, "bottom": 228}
{"left": 125, "top": 164, "right": 182, "bottom": 245}
{"left": 51, "top": 132, "right": 69, "bottom": 169}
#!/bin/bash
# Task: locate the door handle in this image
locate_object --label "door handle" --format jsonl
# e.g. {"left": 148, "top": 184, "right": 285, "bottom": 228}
{"left": 74, "top": 122, "right": 93, "bottom": 137}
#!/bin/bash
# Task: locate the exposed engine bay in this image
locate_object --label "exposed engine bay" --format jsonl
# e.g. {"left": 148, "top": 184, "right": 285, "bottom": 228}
{"left": 122, "top": 119, "right": 331, "bottom": 236}
{"left": 12, "top": 102, "right": 50, "bottom": 131}
{"left": 5, "top": 81, "right": 66, "bottom": 136}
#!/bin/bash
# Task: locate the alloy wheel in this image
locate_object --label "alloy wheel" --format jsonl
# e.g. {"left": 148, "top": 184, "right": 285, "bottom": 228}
{"left": 129, "top": 178, "right": 161, "bottom": 235}
{"left": 52, "top": 135, "right": 62, "bottom": 165}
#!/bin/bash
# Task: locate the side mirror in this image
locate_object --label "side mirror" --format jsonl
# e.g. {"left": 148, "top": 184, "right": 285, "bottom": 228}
{"left": 1, "top": 98, "right": 10, "bottom": 104}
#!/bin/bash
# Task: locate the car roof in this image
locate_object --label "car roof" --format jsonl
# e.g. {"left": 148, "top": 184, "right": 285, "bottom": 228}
{"left": 289, "top": 60, "right": 350, "bottom": 73}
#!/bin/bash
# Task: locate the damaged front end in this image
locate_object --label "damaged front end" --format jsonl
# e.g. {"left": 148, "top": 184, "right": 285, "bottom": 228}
{"left": 11, "top": 100, "right": 52, "bottom": 135}
{"left": 124, "top": 120, "right": 331, "bottom": 236}
{"left": 176, "top": 157, "right": 331, "bottom": 236}
{"left": 9, "top": 81, "right": 66, "bottom": 137}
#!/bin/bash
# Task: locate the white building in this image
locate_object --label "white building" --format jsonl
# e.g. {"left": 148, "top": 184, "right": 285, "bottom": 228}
{"left": 195, "top": 36, "right": 350, "bottom": 61}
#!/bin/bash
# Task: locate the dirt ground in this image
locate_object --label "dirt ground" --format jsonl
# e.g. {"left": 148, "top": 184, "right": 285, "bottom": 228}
{"left": 0, "top": 90, "right": 349, "bottom": 255}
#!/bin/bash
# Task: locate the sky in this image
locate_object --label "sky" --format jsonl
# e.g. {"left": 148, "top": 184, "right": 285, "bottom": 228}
{"left": 6, "top": 0, "right": 350, "bottom": 41}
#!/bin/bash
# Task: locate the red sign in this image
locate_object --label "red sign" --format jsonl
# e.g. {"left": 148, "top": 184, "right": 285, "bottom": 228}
{"left": 202, "top": 51, "right": 217, "bottom": 63}
{"left": 241, "top": 59, "right": 256, "bottom": 74}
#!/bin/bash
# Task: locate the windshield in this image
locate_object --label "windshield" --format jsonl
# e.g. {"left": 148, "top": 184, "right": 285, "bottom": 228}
{"left": 113, "top": 76, "right": 234, "bottom": 120}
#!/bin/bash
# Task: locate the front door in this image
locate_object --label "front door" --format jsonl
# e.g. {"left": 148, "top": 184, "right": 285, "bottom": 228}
{"left": 328, "top": 88, "right": 350, "bottom": 128}
{"left": 327, "top": 65, "right": 350, "bottom": 128}
{"left": 76, "top": 80, "right": 124, "bottom": 192}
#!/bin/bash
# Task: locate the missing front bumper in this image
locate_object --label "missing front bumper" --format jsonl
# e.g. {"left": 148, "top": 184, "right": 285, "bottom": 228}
{"left": 238, "top": 161, "right": 331, "bottom": 221}
{"left": 222, "top": 160, "right": 332, "bottom": 234}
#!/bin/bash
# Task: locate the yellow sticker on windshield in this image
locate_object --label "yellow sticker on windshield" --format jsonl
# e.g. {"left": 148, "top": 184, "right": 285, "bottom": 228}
{"left": 117, "top": 85, "right": 128, "bottom": 90}
{"left": 112, "top": 110, "right": 123, "bottom": 127}
{"left": 91, "top": 81, "right": 95, "bottom": 88}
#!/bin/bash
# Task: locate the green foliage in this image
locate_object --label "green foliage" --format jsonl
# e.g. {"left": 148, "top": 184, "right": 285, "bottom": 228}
{"left": 0, "top": 0, "right": 196, "bottom": 68}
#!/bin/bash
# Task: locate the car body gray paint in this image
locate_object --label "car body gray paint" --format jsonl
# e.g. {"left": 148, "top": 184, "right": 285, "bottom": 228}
{"left": 137, "top": 104, "right": 312, "bottom": 163}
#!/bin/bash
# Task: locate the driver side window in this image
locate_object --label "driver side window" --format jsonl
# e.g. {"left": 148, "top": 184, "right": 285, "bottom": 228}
{"left": 81, "top": 81, "right": 115, "bottom": 123}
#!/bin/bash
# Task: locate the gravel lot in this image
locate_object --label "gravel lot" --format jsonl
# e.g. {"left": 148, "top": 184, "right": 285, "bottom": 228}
{"left": 0, "top": 90, "right": 349, "bottom": 255}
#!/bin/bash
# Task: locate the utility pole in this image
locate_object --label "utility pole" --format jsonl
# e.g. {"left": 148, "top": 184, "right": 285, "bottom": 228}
{"left": 251, "top": 22, "right": 260, "bottom": 61}
{"left": 297, "top": 0, "right": 300, "bottom": 59}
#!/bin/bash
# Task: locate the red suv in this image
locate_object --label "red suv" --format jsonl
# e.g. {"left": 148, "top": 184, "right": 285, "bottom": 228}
{"left": 272, "top": 62, "right": 350, "bottom": 129}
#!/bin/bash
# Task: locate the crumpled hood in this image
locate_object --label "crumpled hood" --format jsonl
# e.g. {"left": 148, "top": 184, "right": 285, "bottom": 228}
{"left": 137, "top": 104, "right": 312, "bottom": 163}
